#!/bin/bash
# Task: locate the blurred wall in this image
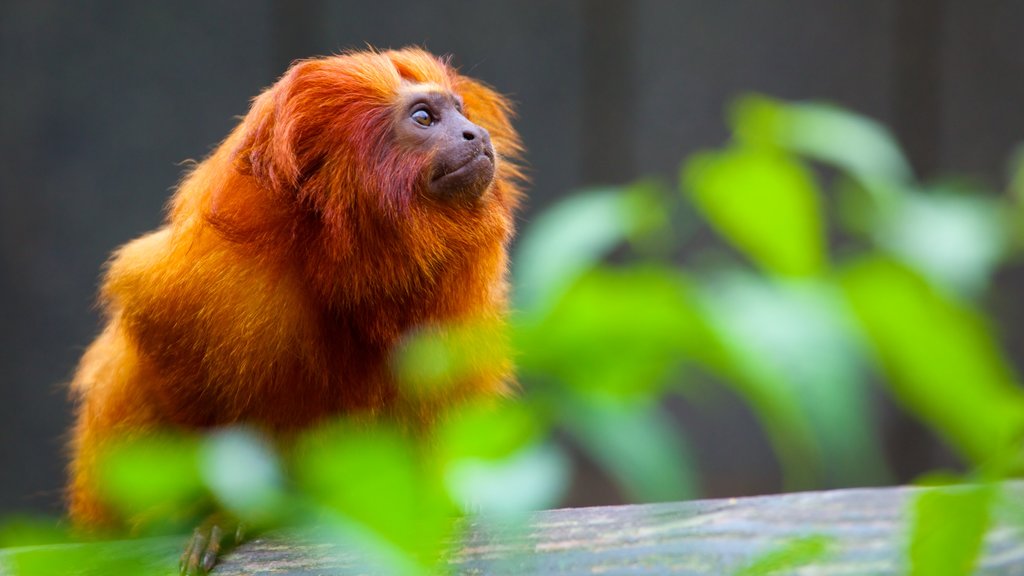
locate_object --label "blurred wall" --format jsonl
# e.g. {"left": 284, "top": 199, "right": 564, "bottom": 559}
{"left": 2, "top": 0, "right": 1022, "bottom": 516}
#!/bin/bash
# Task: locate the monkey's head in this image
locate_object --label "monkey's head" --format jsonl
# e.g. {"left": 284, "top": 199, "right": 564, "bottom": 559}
{"left": 197, "top": 48, "right": 524, "bottom": 307}
{"left": 230, "top": 47, "right": 521, "bottom": 210}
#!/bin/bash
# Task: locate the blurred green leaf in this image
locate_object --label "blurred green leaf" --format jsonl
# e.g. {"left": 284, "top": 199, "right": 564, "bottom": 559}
{"left": 874, "top": 187, "right": 1009, "bottom": 297}
{"left": 909, "top": 483, "right": 995, "bottom": 576}
{"left": 733, "top": 535, "right": 832, "bottom": 576}
{"left": 437, "top": 401, "right": 542, "bottom": 463}
{"left": 0, "top": 537, "right": 181, "bottom": 576}
{"left": 1009, "top": 144, "right": 1024, "bottom": 201}
{"left": 513, "top": 188, "right": 627, "bottom": 312}
{"left": 301, "top": 518, "right": 427, "bottom": 576}
{"left": 682, "top": 147, "right": 825, "bottom": 277}
{"left": 513, "top": 184, "right": 670, "bottom": 312}
{"left": 561, "top": 396, "right": 697, "bottom": 502}
{"left": 200, "top": 427, "right": 286, "bottom": 526}
{"left": 698, "top": 272, "right": 889, "bottom": 486}
{"left": 997, "top": 484, "right": 1024, "bottom": 533}
{"left": 1006, "top": 145, "right": 1024, "bottom": 251}
{"left": 445, "top": 441, "right": 570, "bottom": 516}
{"left": 516, "top": 267, "right": 699, "bottom": 399}
{"left": 691, "top": 284, "right": 819, "bottom": 490}
{"left": 835, "top": 174, "right": 882, "bottom": 237}
{"left": 692, "top": 368, "right": 821, "bottom": 491}
{"left": 96, "top": 435, "right": 205, "bottom": 529}
{"left": 622, "top": 179, "right": 679, "bottom": 256}
{"left": 732, "top": 94, "right": 913, "bottom": 189}
{"left": 295, "top": 423, "right": 454, "bottom": 566}
{"left": 517, "top": 263, "right": 824, "bottom": 489}
{"left": 393, "top": 320, "right": 511, "bottom": 400}
{"left": 0, "top": 517, "right": 68, "bottom": 548}
{"left": 841, "top": 257, "right": 1024, "bottom": 469}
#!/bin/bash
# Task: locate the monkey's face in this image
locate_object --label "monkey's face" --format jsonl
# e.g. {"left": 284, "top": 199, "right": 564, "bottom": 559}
{"left": 394, "top": 84, "right": 496, "bottom": 203}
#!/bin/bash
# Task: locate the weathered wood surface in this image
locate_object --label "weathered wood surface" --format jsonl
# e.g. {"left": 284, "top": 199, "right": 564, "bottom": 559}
{"left": 3, "top": 483, "right": 1023, "bottom": 575}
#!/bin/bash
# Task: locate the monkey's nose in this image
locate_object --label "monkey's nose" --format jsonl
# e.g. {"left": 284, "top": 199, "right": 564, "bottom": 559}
{"left": 461, "top": 122, "right": 490, "bottom": 144}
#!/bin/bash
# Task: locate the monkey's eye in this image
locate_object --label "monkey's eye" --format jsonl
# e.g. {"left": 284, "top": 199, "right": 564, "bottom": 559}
{"left": 411, "top": 109, "right": 434, "bottom": 127}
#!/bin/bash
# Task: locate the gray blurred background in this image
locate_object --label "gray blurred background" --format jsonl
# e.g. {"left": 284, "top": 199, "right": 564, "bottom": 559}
{"left": 2, "top": 1, "right": 1023, "bottom": 517}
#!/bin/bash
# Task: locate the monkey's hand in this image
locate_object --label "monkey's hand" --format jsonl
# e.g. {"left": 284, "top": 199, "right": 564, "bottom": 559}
{"left": 179, "top": 513, "right": 246, "bottom": 576}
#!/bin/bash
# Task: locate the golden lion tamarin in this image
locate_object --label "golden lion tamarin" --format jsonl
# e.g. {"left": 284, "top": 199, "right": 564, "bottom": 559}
{"left": 67, "top": 48, "right": 523, "bottom": 572}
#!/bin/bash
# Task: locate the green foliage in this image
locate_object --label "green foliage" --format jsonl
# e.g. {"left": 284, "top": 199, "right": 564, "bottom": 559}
{"left": 295, "top": 422, "right": 455, "bottom": 569}
{"left": 870, "top": 187, "right": 1010, "bottom": 297}
{"left": 684, "top": 147, "right": 825, "bottom": 276}
{"left": 510, "top": 92, "right": 1023, "bottom": 572}
{"left": 731, "top": 95, "right": 913, "bottom": 188}
{"left": 437, "top": 401, "right": 541, "bottom": 463}
{"left": 558, "top": 394, "right": 696, "bottom": 501}
{"left": 393, "top": 320, "right": 511, "bottom": 401}
{"left": 517, "top": 266, "right": 699, "bottom": 399}
{"left": 1008, "top": 144, "right": 1024, "bottom": 203}
{"left": 0, "top": 538, "right": 182, "bottom": 576}
{"left": 841, "top": 257, "right": 1024, "bottom": 470}
{"left": 909, "top": 482, "right": 996, "bottom": 576}
{"left": 96, "top": 435, "right": 206, "bottom": 533}
{"left": 698, "top": 274, "right": 887, "bottom": 487}
{"left": 0, "top": 517, "right": 69, "bottom": 548}
{"left": 733, "top": 535, "right": 833, "bottom": 576}
{"left": 200, "top": 428, "right": 287, "bottom": 526}
{"left": 444, "top": 441, "right": 569, "bottom": 516}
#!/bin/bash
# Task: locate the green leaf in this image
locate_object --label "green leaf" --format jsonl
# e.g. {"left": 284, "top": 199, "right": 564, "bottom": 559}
{"left": 909, "top": 484, "right": 995, "bottom": 576}
{"left": 698, "top": 272, "right": 889, "bottom": 486}
{"left": 0, "top": 516, "right": 68, "bottom": 548}
{"left": 518, "top": 264, "right": 824, "bottom": 490}
{"left": 1004, "top": 145, "right": 1024, "bottom": 252}
{"left": 514, "top": 188, "right": 628, "bottom": 312}
{"left": 690, "top": 282, "right": 820, "bottom": 491}
{"left": 731, "top": 94, "right": 913, "bottom": 189}
{"left": 295, "top": 423, "right": 454, "bottom": 566}
{"left": 1008, "top": 144, "right": 1024, "bottom": 201}
{"left": 733, "top": 535, "right": 833, "bottom": 576}
{"left": 200, "top": 428, "right": 286, "bottom": 526}
{"left": 0, "top": 537, "right": 182, "bottom": 576}
{"left": 445, "top": 441, "right": 570, "bottom": 516}
{"left": 96, "top": 435, "right": 204, "bottom": 529}
{"left": 516, "top": 266, "right": 701, "bottom": 399}
{"left": 560, "top": 397, "right": 697, "bottom": 502}
{"left": 682, "top": 147, "right": 825, "bottom": 277}
{"left": 873, "top": 187, "right": 1009, "bottom": 297}
{"left": 436, "top": 401, "right": 542, "bottom": 463}
{"left": 392, "top": 319, "right": 510, "bottom": 400}
{"left": 513, "top": 184, "right": 670, "bottom": 312}
{"left": 840, "top": 257, "right": 1024, "bottom": 469}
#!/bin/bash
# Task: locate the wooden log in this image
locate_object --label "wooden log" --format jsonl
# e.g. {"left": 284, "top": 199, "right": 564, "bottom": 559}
{"left": 3, "top": 483, "right": 1022, "bottom": 575}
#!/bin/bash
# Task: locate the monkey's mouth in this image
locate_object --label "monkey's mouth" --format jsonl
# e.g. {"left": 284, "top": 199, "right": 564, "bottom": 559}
{"left": 429, "top": 150, "right": 495, "bottom": 200}
{"left": 432, "top": 150, "right": 493, "bottom": 182}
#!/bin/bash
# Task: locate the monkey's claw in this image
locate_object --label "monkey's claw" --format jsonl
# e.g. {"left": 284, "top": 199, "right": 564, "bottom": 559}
{"left": 179, "top": 518, "right": 245, "bottom": 575}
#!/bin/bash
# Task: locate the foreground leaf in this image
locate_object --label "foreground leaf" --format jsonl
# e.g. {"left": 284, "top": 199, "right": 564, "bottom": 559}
{"left": 841, "top": 257, "right": 1024, "bottom": 469}
{"left": 514, "top": 185, "right": 669, "bottom": 312}
{"left": 909, "top": 483, "right": 995, "bottom": 576}
{"left": 560, "top": 397, "right": 697, "bottom": 502}
{"left": 683, "top": 147, "right": 825, "bottom": 277}
{"left": 731, "top": 94, "right": 913, "bottom": 188}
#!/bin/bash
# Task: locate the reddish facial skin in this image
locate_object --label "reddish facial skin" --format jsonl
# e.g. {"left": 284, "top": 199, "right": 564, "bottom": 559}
{"left": 66, "top": 48, "right": 524, "bottom": 544}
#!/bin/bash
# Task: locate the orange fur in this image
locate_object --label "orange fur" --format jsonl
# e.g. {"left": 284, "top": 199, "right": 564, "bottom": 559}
{"left": 67, "top": 48, "right": 524, "bottom": 527}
